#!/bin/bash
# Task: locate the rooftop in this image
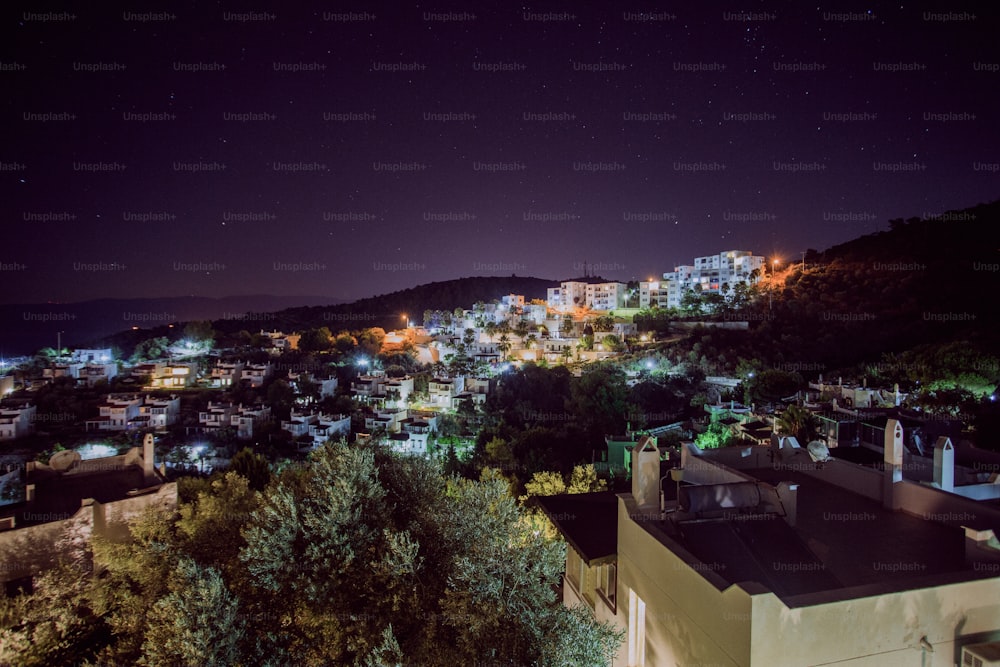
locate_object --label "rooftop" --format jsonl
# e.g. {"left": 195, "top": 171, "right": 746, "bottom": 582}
{"left": 536, "top": 491, "right": 618, "bottom": 565}
{"left": 2, "top": 463, "right": 151, "bottom": 527}
{"left": 633, "top": 464, "right": 988, "bottom": 604}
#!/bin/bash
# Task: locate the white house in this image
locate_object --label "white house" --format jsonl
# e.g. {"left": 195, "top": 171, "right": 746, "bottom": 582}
{"left": 137, "top": 395, "right": 180, "bottom": 430}
{"left": 428, "top": 376, "right": 465, "bottom": 407}
{"left": 231, "top": 404, "right": 271, "bottom": 440}
{"left": 86, "top": 394, "right": 143, "bottom": 432}
{"left": 211, "top": 361, "right": 244, "bottom": 388}
{"left": 0, "top": 402, "right": 36, "bottom": 440}
{"left": 241, "top": 363, "right": 273, "bottom": 388}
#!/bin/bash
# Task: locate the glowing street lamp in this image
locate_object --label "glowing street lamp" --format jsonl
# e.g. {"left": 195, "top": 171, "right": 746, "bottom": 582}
{"left": 769, "top": 259, "right": 780, "bottom": 310}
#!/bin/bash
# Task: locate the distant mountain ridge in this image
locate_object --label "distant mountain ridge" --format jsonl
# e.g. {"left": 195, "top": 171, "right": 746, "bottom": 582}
{"left": 0, "top": 295, "right": 344, "bottom": 356}
{"left": 210, "top": 276, "right": 562, "bottom": 336}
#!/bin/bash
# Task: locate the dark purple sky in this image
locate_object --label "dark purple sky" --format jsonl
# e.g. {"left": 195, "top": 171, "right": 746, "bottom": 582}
{"left": 3, "top": 2, "right": 998, "bottom": 304}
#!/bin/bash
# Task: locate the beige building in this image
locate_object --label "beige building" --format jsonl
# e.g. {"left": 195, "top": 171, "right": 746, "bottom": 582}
{"left": 0, "top": 434, "right": 176, "bottom": 593}
{"left": 541, "top": 424, "right": 1000, "bottom": 666}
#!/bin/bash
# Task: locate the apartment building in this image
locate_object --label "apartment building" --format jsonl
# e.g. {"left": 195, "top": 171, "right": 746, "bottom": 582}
{"left": 640, "top": 250, "right": 766, "bottom": 310}
{"left": 541, "top": 424, "right": 1000, "bottom": 666}
{"left": 548, "top": 281, "right": 628, "bottom": 312}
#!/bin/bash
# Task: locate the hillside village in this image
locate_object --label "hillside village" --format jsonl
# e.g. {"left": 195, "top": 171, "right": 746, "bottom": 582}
{"left": 2, "top": 245, "right": 999, "bottom": 664}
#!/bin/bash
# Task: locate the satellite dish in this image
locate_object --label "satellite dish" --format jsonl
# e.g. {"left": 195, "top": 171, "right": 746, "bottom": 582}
{"left": 806, "top": 440, "right": 833, "bottom": 463}
{"left": 48, "top": 450, "right": 81, "bottom": 472}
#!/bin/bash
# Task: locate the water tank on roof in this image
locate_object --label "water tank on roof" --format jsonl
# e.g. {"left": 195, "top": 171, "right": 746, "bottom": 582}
{"left": 679, "top": 482, "right": 761, "bottom": 514}
{"left": 48, "top": 450, "right": 81, "bottom": 472}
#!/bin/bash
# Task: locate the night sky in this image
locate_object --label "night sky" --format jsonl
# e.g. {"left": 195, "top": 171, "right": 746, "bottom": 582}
{"left": 4, "top": 2, "right": 998, "bottom": 304}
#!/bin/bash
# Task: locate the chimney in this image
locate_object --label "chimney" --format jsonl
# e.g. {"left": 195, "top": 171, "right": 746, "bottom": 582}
{"left": 776, "top": 481, "right": 798, "bottom": 527}
{"left": 142, "top": 433, "right": 155, "bottom": 480}
{"left": 933, "top": 437, "right": 955, "bottom": 492}
{"left": 631, "top": 435, "right": 660, "bottom": 510}
{"left": 882, "top": 419, "right": 903, "bottom": 509}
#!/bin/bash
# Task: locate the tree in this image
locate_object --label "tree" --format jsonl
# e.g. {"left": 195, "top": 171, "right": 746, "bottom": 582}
{"left": 567, "top": 464, "right": 608, "bottom": 493}
{"left": 567, "top": 365, "right": 631, "bottom": 446}
{"left": 334, "top": 331, "right": 358, "bottom": 353}
{"left": 357, "top": 327, "right": 386, "bottom": 357}
{"left": 498, "top": 333, "right": 512, "bottom": 361}
{"left": 131, "top": 336, "right": 171, "bottom": 362}
{"left": 183, "top": 320, "right": 215, "bottom": 343}
{"left": 776, "top": 405, "right": 820, "bottom": 444}
{"left": 0, "top": 560, "right": 109, "bottom": 667}
{"left": 266, "top": 379, "right": 295, "bottom": 419}
{"left": 228, "top": 448, "right": 271, "bottom": 491}
{"left": 522, "top": 470, "right": 566, "bottom": 499}
{"left": 299, "top": 327, "right": 333, "bottom": 353}
{"left": 484, "top": 321, "right": 498, "bottom": 343}
{"left": 1, "top": 443, "right": 624, "bottom": 666}
{"left": 560, "top": 316, "right": 574, "bottom": 338}
{"left": 592, "top": 315, "right": 614, "bottom": 332}
{"left": 680, "top": 290, "right": 703, "bottom": 317}
{"left": 695, "top": 421, "right": 734, "bottom": 449}
{"left": 141, "top": 558, "right": 246, "bottom": 667}
{"left": 601, "top": 334, "right": 624, "bottom": 353}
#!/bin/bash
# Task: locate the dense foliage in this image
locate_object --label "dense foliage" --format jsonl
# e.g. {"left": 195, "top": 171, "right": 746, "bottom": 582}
{"left": 0, "top": 444, "right": 622, "bottom": 666}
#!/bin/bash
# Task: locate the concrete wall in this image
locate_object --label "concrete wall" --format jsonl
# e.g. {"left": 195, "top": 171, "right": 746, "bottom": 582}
{"left": 950, "top": 483, "right": 1000, "bottom": 501}
{"left": 0, "top": 482, "right": 176, "bottom": 584}
{"left": 893, "top": 479, "right": 1000, "bottom": 528}
{"left": 682, "top": 445, "right": 758, "bottom": 486}
{"left": 798, "top": 459, "right": 884, "bottom": 502}
{"left": 617, "top": 496, "right": 754, "bottom": 667}
{"left": 750, "top": 578, "right": 1000, "bottom": 666}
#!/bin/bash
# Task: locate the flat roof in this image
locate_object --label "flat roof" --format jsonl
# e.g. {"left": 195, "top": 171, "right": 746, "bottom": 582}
{"left": 537, "top": 491, "right": 618, "bottom": 565}
{"left": 640, "top": 466, "right": 979, "bottom": 601}
{"left": 1, "top": 465, "right": 149, "bottom": 527}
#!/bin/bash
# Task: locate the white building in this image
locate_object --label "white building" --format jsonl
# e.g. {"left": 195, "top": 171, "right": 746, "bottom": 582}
{"left": 230, "top": 404, "right": 271, "bottom": 440}
{"left": 241, "top": 363, "right": 273, "bottom": 388}
{"left": 365, "top": 406, "right": 407, "bottom": 434}
{"left": 86, "top": 394, "right": 143, "bottom": 432}
{"left": 586, "top": 282, "right": 628, "bottom": 311}
{"left": 136, "top": 395, "right": 180, "bottom": 430}
{"left": 211, "top": 361, "right": 244, "bottom": 388}
{"left": 282, "top": 409, "right": 350, "bottom": 449}
{"left": 540, "top": 423, "right": 1000, "bottom": 666}
{"left": 148, "top": 363, "right": 197, "bottom": 389}
{"left": 0, "top": 402, "right": 36, "bottom": 440}
{"left": 428, "top": 376, "right": 465, "bottom": 408}
{"left": 70, "top": 348, "right": 113, "bottom": 363}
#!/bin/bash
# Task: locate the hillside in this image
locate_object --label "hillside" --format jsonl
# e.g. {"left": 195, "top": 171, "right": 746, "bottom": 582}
{"left": 0, "top": 294, "right": 343, "bottom": 357}
{"left": 667, "top": 199, "right": 1000, "bottom": 383}
{"left": 208, "top": 275, "right": 559, "bottom": 336}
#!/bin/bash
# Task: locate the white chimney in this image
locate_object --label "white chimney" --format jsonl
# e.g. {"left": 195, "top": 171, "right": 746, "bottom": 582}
{"left": 776, "top": 481, "right": 798, "bottom": 527}
{"left": 142, "top": 433, "right": 155, "bottom": 480}
{"left": 933, "top": 437, "right": 955, "bottom": 492}
{"left": 631, "top": 435, "right": 660, "bottom": 510}
{"left": 883, "top": 419, "right": 903, "bottom": 509}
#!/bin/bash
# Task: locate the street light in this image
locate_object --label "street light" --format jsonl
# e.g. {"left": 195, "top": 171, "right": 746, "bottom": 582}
{"left": 769, "top": 259, "right": 780, "bottom": 311}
